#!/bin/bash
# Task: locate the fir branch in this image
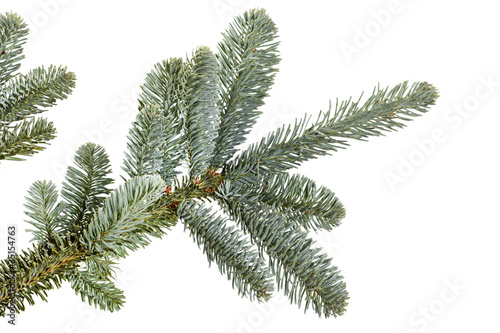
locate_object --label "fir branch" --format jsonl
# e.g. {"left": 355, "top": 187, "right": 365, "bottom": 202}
{"left": 82, "top": 255, "right": 118, "bottom": 281}
{"left": 122, "top": 104, "right": 183, "bottom": 183}
{"left": 0, "top": 65, "right": 76, "bottom": 124}
{"left": 224, "top": 81, "right": 439, "bottom": 183}
{"left": 135, "top": 58, "right": 189, "bottom": 180}
{"left": 0, "top": 240, "right": 82, "bottom": 316}
{"left": 0, "top": 12, "right": 29, "bottom": 86}
{"left": 122, "top": 104, "right": 166, "bottom": 178}
{"left": 66, "top": 269, "right": 125, "bottom": 312}
{"left": 60, "top": 143, "right": 113, "bottom": 238}
{"left": 80, "top": 174, "right": 167, "bottom": 259}
{"left": 24, "top": 180, "right": 64, "bottom": 244}
{"left": 217, "top": 186, "right": 348, "bottom": 318}
{"left": 138, "top": 57, "right": 188, "bottom": 119}
{"left": 0, "top": 173, "right": 176, "bottom": 316}
{"left": 0, "top": 117, "right": 56, "bottom": 161}
{"left": 0, "top": 173, "right": 175, "bottom": 316}
{"left": 235, "top": 172, "right": 346, "bottom": 232}
{"left": 0, "top": 8, "right": 440, "bottom": 319}
{"left": 185, "top": 46, "right": 220, "bottom": 177}
{"left": 0, "top": 12, "right": 75, "bottom": 162}
{"left": 178, "top": 199, "right": 274, "bottom": 301}
{"left": 210, "top": 8, "right": 281, "bottom": 169}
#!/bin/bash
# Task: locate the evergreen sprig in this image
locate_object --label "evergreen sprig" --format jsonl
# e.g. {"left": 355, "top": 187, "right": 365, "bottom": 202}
{"left": 210, "top": 8, "right": 281, "bottom": 168}
{"left": 231, "top": 171, "right": 346, "bottom": 232}
{"left": 0, "top": 117, "right": 56, "bottom": 161}
{"left": 24, "top": 180, "right": 64, "bottom": 244}
{"left": 224, "top": 81, "right": 439, "bottom": 184}
{"left": 59, "top": 142, "right": 114, "bottom": 238}
{"left": 128, "top": 58, "right": 188, "bottom": 182}
{"left": 66, "top": 269, "right": 125, "bottom": 312}
{"left": 0, "top": 12, "right": 75, "bottom": 162}
{"left": 122, "top": 105, "right": 169, "bottom": 179}
{"left": 0, "top": 65, "right": 75, "bottom": 123}
{"left": 0, "top": 239, "right": 82, "bottom": 316}
{"left": 0, "top": 7, "right": 439, "bottom": 319}
{"left": 217, "top": 189, "right": 348, "bottom": 317}
{"left": 0, "top": 12, "right": 28, "bottom": 85}
{"left": 1, "top": 143, "right": 172, "bottom": 314}
{"left": 80, "top": 174, "right": 167, "bottom": 259}
{"left": 178, "top": 199, "right": 274, "bottom": 302}
{"left": 184, "top": 47, "right": 220, "bottom": 177}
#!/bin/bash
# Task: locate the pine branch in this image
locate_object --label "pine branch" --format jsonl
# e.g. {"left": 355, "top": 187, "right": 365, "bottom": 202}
{"left": 80, "top": 174, "right": 167, "bottom": 259}
{"left": 0, "top": 65, "right": 76, "bottom": 124}
{"left": 0, "top": 117, "right": 56, "bottom": 161}
{"left": 224, "top": 81, "right": 439, "bottom": 183}
{"left": 0, "top": 12, "right": 29, "bottom": 85}
{"left": 60, "top": 143, "right": 113, "bottom": 238}
{"left": 210, "top": 8, "right": 281, "bottom": 169}
{"left": 65, "top": 269, "right": 125, "bottom": 312}
{"left": 24, "top": 180, "right": 64, "bottom": 244}
{"left": 185, "top": 46, "right": 220, "bottom": 177}
{"left": 217, "top": 185, "right": 348, "bottom": 318}
{"left": 234, "top": 172, "right": 346, "bottom": 232}
{"left": 178, "top": 199, "right": 274, "bottom": 301}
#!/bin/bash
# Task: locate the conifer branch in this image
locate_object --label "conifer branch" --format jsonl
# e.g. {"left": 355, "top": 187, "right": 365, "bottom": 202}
{"left": 232, "top": 172, "right": 346, "bottom": 231}
{"left": 178, "top": 199, "right": 274, "bottom": 301}
{"left": 82, "top": 255, "right": 119, "bottom": 281}
{"left": 59, "top": 143, "right": 113, "bottom": 238}
{"left": 0, "top": 8, "right": 440, "bottom": 320}
{"left": 123, "top": 105, "right": 169, "bottom": 178}
{"left": 224, "top": 81, "right": 439, "bottom": 183}
{"left": 217, "top": 185, "right": 348, "bottom": 318}
{"left": 80, "top": 174, "right": 167, "bottom": 259}
{"left": 0, "top": 12, "right": 28, "bottom": 85}
{"left": 0, "top": 174, "right": 175, "bottom": 316}
{"left": 0, "top": 65, "right": 76, "bottom": 124}
{"left": 210, "top": 8, "right": 281, "bottom": 168}
{"left": 185, "top": 46, "right": 220, "bottom": 177}
{"left": 66, "top": 269, "right": 125, "bottom": 312}
{"left": 0, "top": 117, "right": 56, "bottom": 161}
{"left": 138, "top": 57, "right": 188, "bottom": 119}
{"left": 134, "top": 58, "right": 189, "bottom": 180}
{"left": 24, "top": 180, "right": 64, "bottom": 244}
{"left": 0, "top": 240, "right": 82, "bottom": 316}
{"left": 0, "top": 12, "right": 75, "bottom": 162}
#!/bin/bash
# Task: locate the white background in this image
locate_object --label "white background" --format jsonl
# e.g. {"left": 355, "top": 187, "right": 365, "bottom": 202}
{"left": 0, "top": 0, "right": 499, "bottom": 332}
